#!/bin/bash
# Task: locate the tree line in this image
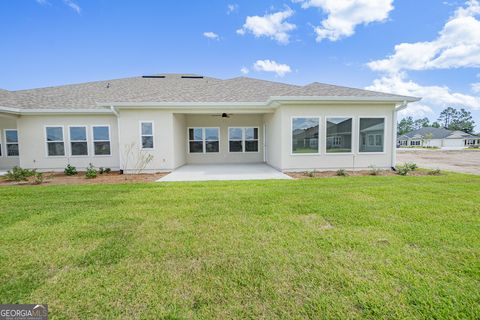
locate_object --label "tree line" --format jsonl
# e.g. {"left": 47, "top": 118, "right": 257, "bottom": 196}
{"left": 398, "top": 107, "right": 476, "bottom": 135}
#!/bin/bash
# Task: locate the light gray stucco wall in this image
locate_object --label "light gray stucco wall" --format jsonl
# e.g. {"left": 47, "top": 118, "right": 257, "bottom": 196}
{"left": 17, "top": 114, "right": 119, "bottom": 171}
{"left": 185, "top": 114, "right": 265, "bottom": 164}
{"left": 0, "top": 116, "right": 20, "bottom": 169}
{"left": 263, "top": 111, "right": 282, "bottom": 170}
{"left": 277, "top": 104, "right": 396, "bottom": 171}
{"left": 172, "top": 113, "right": 187, "bottom": 168}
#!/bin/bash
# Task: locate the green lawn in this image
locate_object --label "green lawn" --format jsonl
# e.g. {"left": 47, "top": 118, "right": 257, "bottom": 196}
{"left": 1, "top": 174, "right": 479, "bottom": 319}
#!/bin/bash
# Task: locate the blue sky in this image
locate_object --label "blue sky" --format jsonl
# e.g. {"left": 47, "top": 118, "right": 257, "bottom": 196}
{"left": 1, "top": 0, "right": 479, "bottom": 128}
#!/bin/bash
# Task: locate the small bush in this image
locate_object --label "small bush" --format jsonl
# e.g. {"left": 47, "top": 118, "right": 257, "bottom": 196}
{"left": 336, "top": 169, "right": 348, "bottom": 177}
{"left": 104, "top": 168, "right": 111, "bottom": 174}
{"left": 428, "top": 169, "right": 442, "bottom": 176}
{"left": 64, "top": 164, "right": 78, "bottom": 176}
{"left": 396, "top": 163, "right": 411, "bottom": 176}
{"left": 368, "top": 165, "right": 381, "bottom": 176}
{"left": 85, "top": 163, "right": 97, "bottom": 179}
{"left": 33, "top": 172, "right": 45, "bottom": 184}
{"left": 5, "top": 166, "right": 36, "bottom": 182}
{"left": 98, "top": 167, "right": 112, "bottom": 174}
{"left": 406, "top": 162, "right": 418, "bottom": 171}
{"left": 305, "top": 170, "right": 316, "bottom": 177}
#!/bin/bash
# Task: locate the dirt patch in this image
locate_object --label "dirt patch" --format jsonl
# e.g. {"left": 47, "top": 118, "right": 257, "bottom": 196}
{"left": 0, "top": 171, "right": 169, "bottom": 186}
{"left": 397, "top": 149, "right": 480, "bottom": 175}
{"left": 286, "top": 169, "right": 437, "bottom": 179}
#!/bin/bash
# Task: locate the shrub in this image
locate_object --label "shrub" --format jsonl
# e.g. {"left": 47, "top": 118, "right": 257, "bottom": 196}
{"left": 368, "top": 165, "right": 381, "bottom": 176}
{"left": 64, "top": 164, "right": 78, "bottom": 176}
{"left": 396, "top": 163, "right": 412, "bottom": 176}
{"left": 5, "top": 166, "right": 36, "bottom": 182}
{"left": 428, "top": 169, "right": 442, "bottom": 176}
{"left": 99, "top": 167, "right": 112, "bottom": 174}
{"left": 305, "top": 170, "right": 316, "bottom": 177}
{"left": 32, "top": 172, "right": 45, "bottom": 184}
{"left": 104, "top": 167, "right": 111, "bottom": 174}
{"left": 336, "top": 169, "right": 348, "bottom": 177}
{"left": 85, "top": 163, "right": 97, "bottom": 179}
{"left": 406, "top": 162, "right": 418, "bottom": 171}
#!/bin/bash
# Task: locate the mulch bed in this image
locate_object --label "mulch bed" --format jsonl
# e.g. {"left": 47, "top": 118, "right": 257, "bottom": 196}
{"left": 0, "top": 171, "right": 169, "bottom": 186}
{"left": 286, "top": 169, "right": 438, "bottom": 179}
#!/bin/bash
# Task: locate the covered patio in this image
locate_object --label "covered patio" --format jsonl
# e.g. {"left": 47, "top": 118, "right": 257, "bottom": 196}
{"left": 157, "top": 163, "right": 292, "bottom": 182}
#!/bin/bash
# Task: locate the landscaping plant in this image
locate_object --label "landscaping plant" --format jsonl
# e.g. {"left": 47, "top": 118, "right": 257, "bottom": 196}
{"left": 336, "top": 169, "right": 348, "bottom": 176}
{"left": 64, "top": 164, "right": 78, "bottom": 176}
{"left": 85, "top": 163, "right": 97, "bottom": 179}
{"left": 5, "top": 166, "right": 36, "bottom": 182}
{"left": 368, "top": 165, "right": 381, "bottom": 176}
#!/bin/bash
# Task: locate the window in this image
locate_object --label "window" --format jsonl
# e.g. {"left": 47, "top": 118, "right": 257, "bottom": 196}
{"left": 188, "top": 128, "right": 219, "bottom": 153}
{"left": 359, "top": 118, "right": 385, "bottom": 153}
{"left": 46, "top": 126, "right": 65, "bottom": 156}
{"left": 228, "top": 127, "right": 259, "bottom": 152}
{"left": 5, "top": 129, "right": 19, "bottom": 156}
{"left": 69, "top": 126, "right": 88, "bottom": 156}
{"left": 292, "top": 117, "right": 319, "bottom": 154}
{"left": 326, "top": 117, "right": 352, "bottom": 153}
{"left": 410, "top": 140, "right": 420, "bottom": 146}
{"left": 93, "top": 126, "right": 111, "bottom": 155}
{"left": 141, "top": 122, "right": 154, "bottom": 149}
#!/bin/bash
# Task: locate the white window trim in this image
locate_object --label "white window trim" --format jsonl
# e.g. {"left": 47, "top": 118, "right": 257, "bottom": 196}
{"left": 358, "top": 116, "right": 387, "bottom": 154}
{"left": 290, "top": 116, "right": 320, "bottom": 156}
{"left": 45, "top": 125, "right": 66, "bottom": 157}
{"left": 228, "top": 127, "right": 260, "bottom": 153}
{"left": 4, "top": 129, "right": 19, "bottom": 158}
{"left": 68, "top": 125, "right": 89, "bottom": 157}
{"left": 140, "top": 121, "right": 155, "bottom": 150}
{"left": 92, "top": 125, "right": 112, "bottom": 157}
{"left": 324, "top": 116, "right": 354, "bottom": 155}
{"left": 187, "top": 127, "right": 220, "bottom": 154}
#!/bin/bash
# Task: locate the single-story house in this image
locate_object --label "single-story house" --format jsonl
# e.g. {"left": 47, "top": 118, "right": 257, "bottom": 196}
{"left": 0, "top": 74, "right": 419, "bottom": 172}
{"left": 397, "top": 127, "right": 480, "bottom": 149}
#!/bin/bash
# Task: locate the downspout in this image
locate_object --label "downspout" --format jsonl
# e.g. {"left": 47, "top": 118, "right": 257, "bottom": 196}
{"left": 392, "top": 100, "right": 407, "bottom": 170}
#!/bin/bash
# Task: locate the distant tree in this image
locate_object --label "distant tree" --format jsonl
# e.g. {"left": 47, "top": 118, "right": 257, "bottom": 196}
{"left": 438, "top": 107, "right": 457, "bottom": 129}
{"left": 398, "top": 116, "right": 414, "bottom": 135}
{"left": 422, "top": 132, "right": 433, "bottom": 147}
{"left": 438, "top": 107, "right": 475, "bottom": 133}
{"left": 449, "top": 108, "right": 475, "bottom": 133}
{"left": 413, "top": 117, "right": 430, "bottom": 130}
{"left": 431, "top": 121, "right": 441, "bottom": 128}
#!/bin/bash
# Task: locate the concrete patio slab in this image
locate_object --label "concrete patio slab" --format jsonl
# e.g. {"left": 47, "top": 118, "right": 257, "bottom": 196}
{"left": 157, "top": 163, "right": 292, "bottom": 182}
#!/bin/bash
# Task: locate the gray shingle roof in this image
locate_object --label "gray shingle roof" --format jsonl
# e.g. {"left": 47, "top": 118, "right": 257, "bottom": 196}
{"left": 0, "top": 74, "right": 418, "bottom": 110}
{"left": 399, "top": 127, "right": 478, "bottom": 139}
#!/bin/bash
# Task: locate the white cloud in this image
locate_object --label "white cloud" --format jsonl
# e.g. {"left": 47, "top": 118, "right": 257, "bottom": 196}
{"left": 63, "top": 0, "right": 81, "bottom": 14}
{"left": 240, "top": 67, "right": 250, "bottom": 74}
{"left": 227, "top": 4, "right": 239, "bottom": 14}
{"left": 368, "top": 0, "right": 480, "bottom": 73}
{"left": 294, "top": 0, "right": 393, "bottom": 42}
{"left": 236, "top": 8, "right": 296, "bottom": 44}
{"left": 203, "top": 32, "right": 220, "bottom": 40}
{"left": 366, "top": 73, "right": 480, "bottom": 119}
{"left": 472, "top": 82, "right": 480, "bottom": 93}
{"left": 253, "top": 59, "right": 292, "bottom": 76}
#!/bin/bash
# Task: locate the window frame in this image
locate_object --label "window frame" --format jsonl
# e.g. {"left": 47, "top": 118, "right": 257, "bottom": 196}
{"left": 68, "top": 125, "right": 89, "bottom": 157}
{"left": 4, "top": 129, "right": 19, "bottom": 157}
{"left": 228, "top": 127, "right": 260, "bottom": 153}
{"left": 324, "top": 116, "right": 353, "bottom": 155}
{"left": 139, "top": 121, "right": 155, "bottom": 150}
{"left": 91, "top": 125, "right": 112, "bottom": 156}
{"left": 187, "top": 127, "right": 220, "bottom": 154}
{"left": 45, "top": 125, "right": 66, "bottom": 157}
{"left": 358, "top": 116, "right": 386, "bottom": 154}
{"left": 290, "top": 116, "right": 320, "bottom": 156}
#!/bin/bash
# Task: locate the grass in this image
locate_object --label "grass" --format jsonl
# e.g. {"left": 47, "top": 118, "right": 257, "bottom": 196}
{"left": 1, "top": 174, "right": 479, "bottom": 319}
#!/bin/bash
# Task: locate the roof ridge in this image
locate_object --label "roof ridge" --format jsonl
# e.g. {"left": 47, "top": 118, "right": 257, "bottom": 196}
{"left": 226, "top": 76, "right": 302, "bottom": 88}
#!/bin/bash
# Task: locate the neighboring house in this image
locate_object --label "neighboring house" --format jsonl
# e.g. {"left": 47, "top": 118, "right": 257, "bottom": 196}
{"left": 397, "top": 127, "right": 480, "bottom": 149}
{"left": 0, "top": 74, "right": 419, "bottom": 172}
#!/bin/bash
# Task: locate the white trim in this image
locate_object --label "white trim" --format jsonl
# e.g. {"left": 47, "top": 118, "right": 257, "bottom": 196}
{"left": 67, "top": 125, "right": 89, "bottom": 157}
{"left": 358, "top": 116, "right": 387, "bottom": 154}
{"left": 139, "top": 121, "right": 155, "bottom": 150}
{"left": 227, "top": 127, "right": 260, "bottom": 153}
{"left": 187, "top": 127, "right": 220, "bottom": 154}
{"left": 91, "top": 125, "right": 112, "bottom": 156}
{"left": 4, "top": 129, "right": 19, "bottom": 157}
{"left": 45, "top": 125, "right": 66, "bottom": 157}
{"left": 290, "top": 116, "right": 320, "bottom": 156}
{"left": 324, "top": 116, "right": 353, "bottom": 155}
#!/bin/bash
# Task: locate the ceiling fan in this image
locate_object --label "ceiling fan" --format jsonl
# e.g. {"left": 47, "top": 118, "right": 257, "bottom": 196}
{"left": 210, "top": 113, "right": 232, "bottom": 118}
